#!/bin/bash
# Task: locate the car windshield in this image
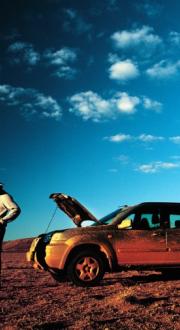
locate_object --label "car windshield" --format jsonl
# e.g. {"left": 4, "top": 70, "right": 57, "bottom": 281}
{"left": 90, "top": 206, "right": 129, "bottom": 226}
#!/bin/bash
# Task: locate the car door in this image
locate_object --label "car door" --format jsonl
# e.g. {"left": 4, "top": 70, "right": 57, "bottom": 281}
{"left": 164, "top": 205, "right": 180, "bottom": 265}
{"left": 113, "top": 206, "right": 167, "bottom": 265}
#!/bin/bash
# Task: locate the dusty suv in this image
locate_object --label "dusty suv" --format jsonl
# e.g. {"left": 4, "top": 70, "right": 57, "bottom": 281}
{"left": 27, "top": 193, "right": 180, "bottom": 286}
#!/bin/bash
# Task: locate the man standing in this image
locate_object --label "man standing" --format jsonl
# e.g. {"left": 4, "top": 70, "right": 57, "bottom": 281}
{"left": 0, "top": 183, "right": 21, "bottom": 287}
{"left": 0, "top": 183, "right": 21, "bottom": 245}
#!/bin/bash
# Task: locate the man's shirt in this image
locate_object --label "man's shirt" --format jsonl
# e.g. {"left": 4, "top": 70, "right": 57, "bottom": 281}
{"left": 0, "top": 193, "right": 20, "bottom": 223}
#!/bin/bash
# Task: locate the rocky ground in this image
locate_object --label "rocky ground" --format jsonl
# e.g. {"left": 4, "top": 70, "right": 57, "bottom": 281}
{"left": 0, "top": 239, "right": 180, "bottom": 330}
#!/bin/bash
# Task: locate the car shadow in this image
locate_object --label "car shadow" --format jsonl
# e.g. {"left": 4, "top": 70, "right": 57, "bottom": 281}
{"left": 101, "top": 271, "right": 180, "bottom": 287}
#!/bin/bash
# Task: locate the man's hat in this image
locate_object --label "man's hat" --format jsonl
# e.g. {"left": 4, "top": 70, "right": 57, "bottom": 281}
{"left": 0, "top": 183, "right": 4, "bottom": 188}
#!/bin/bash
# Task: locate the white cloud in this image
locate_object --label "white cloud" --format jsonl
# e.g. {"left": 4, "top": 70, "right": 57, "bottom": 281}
{"left": 7, "top": 42, "right": 78, "bottom": 79}
{"left": 105, "top": 133, "right": 164, "bottom": 144}
{"left": 8, "top": 42, "right": 27, "bottom": 51}
{"left": 44, "top": 47, "right": 78, "bottom": 79}
{"left": 44, "top": 47, "right": 77, "bottom": 65}
{"left": 68, "top": 91, "right": 112, "bottom": 122}
{"left": 104, "top": 133, "right": 180, "bottom": 145}
{"left": 116, "top": 92, "right": 140, "bottom": 114}
{"left": 135, "top": 2, "right": 163, "bottom": 17}
{"left": 68, "top": 90, "right": 162, "bottom": 121}
{"left": 8, "top": 41, "right": 40, "bottom": 66}
{"left": 104, "top": 134, "right": 132, "bottom": 143}
{"left": 53, "top": 66, "right": 77, "bottom": 79}
{"left": 108, "top": 53, "right": 120, "bottom": 64}
{"left": 0, "top": 84, "right": 62, "bottom": 120}
{"left": 138, "top": 134, "right": 164, "bottom": 142}
{"left": 0, "top": 85, "right": 10, "bottom": 95}
{"left": 169, "top": 31, "right": 180, "bottom": 46}
{"left": 111, "top": 26, "right": 162, "bottom": 49}
{"left": 138, "top": 164, "right": 157, "bottom": 173}
{"left": 138, "top": 161, "right": 180, "bottom": 173}
{"left": 63, "top": 9, "right": 92, "bottom": 35}
{"left": 109, "top": 59, "right": 139, "bottom": 81}
{"left": 146, "top": 60, "right": 180, "bottom": 78}
{"left": 169, "top": 136, "right": 180, "bottom": 144}
{"left": 143, "top": 97, "right": 162, "bottom": 112}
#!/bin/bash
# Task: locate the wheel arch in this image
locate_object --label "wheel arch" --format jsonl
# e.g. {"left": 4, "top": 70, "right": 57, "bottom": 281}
{"left": 64, "top": 243, "right": 114, "bottom": 273}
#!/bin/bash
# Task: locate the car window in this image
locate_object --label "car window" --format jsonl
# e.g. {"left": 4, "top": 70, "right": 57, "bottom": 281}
{"left": 161, "top": 206, "right": 180, "bottom": 229}
{"left": 130, "top": 211, "right": 161, "bottom": 230}
{"left": 169, "top": 214, "right": 180, "bottom": 229}
{"left": 139, "top": 213, "right": 160, "bottom": 229}
{"left": 116, "top": 213, "right": 135, "bottom": 229}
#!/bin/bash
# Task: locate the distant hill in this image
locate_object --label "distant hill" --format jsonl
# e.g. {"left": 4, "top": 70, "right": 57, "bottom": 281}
{"left": 3, "top": 238, "right": 34, "bottom": 252}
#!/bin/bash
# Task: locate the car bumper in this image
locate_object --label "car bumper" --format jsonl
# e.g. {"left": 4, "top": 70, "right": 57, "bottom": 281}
{"left": 26, "top": 237, "right": 45, "bottom": 270}
{"left": 26, "top": 237, "right": 41, "bottom": 260}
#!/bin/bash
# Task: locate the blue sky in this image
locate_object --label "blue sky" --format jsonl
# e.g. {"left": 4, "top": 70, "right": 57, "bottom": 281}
{"left": 1, "top": 0, "right": 180, "bottom": 240}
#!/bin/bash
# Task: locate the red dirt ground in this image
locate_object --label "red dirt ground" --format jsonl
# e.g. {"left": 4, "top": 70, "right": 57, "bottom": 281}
{"left": 0, "top": 239, "right": 180, "bottom": 330}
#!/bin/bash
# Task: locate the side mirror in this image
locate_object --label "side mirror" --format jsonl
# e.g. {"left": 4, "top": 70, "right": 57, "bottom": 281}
{"left": 117, "top": 218, "right": 132, "bottom": 229}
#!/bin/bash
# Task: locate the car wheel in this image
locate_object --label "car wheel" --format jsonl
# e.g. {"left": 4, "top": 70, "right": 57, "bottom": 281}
{"left": 67, "top": 249, "right": 105, "bottom": 286}
{"left": 49, "top": 269, "right": 67, "bottom": 282}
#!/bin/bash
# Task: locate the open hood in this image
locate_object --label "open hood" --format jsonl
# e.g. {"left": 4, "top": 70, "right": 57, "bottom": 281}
{"left": 50, "top": 193, "right": 99, "bottom": 227}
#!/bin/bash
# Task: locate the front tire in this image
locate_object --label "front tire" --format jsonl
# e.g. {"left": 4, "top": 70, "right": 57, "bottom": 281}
{"left": 67, "top": 249, "right": 105, "bottom": 286}
{"left": 49, "top": 269, "right": 67, "bottom": 282}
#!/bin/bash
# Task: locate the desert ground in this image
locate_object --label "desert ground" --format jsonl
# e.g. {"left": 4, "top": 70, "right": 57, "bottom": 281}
{"left": 0, "top": 238, "right": 180, "bottom": 330}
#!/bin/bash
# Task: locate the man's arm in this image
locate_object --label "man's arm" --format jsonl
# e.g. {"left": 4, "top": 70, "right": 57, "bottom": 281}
{"left": 0, "top": 194, "right": 21, "bottom": 224}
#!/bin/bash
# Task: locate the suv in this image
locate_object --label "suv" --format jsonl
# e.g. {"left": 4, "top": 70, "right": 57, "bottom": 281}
{"left": 27, "top": 193, "right": 180, "bottom": 286}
